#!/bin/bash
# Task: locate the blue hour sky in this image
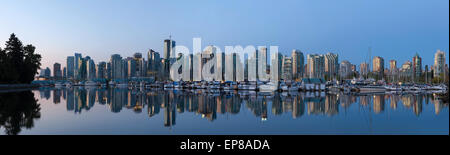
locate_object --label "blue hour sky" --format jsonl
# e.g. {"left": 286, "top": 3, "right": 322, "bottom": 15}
{"left": 0, "top": 0, "right": 448, "bottom": 70}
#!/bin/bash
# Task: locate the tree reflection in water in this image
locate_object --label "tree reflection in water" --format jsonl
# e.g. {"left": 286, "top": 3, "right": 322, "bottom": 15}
{"left": 0, "top": 91, "right": 41, "bottom": 135}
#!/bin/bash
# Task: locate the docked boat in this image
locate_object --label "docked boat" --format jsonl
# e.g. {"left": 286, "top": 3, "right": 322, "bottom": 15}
{"left": 223, "top": 81, "right": 238, "bottom": 90}
{"left": 259, "top": 81, "right": 279, "bottom": 92}
{"left": 385, "top": 85, "right": 402, "bottom": 91}
{"left": 238, "top": 82, "right": 257, "bottom": 91}
{"left": 164, "top": 83, "right": 174, "bottom": 89}
{"left": 173, "top": 82, "right": 183, "bottom": 90}
{"left": 357, "top": 85, "right": 386, "bottom": 93}
{"left": 65, "top": 82, "right": 73, "bottom": 88}
{"left": 289, "top": 83, "right": 300, "bottom": 91}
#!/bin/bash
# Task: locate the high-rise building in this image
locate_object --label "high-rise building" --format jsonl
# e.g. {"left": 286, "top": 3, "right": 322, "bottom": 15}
{"left": 434, "top": 50, "right": 446, "bottom": 77}
{"left": 339, "top": 60, "right": 352, "bottom": 79}
{"left": 163, "top": 39, "right": 176, "bottom": 80}
{"left": 44, "top": 67, "right": 51, "bottom": 78}
{"left": 182, "top": 53, "right": 194, "bottom": 81}
{"left": 121, "top": 58, "right": 128, "bottom": 79}
{"left": 110, "top": 54, "right": 123, "bottom": 80}
{"left": 66, "top": 56, "right": 75, "bottom": 79}
{"left": 412, "top": 53, "right": 422, "bottom": 79}
{"left": 373, "top": 56, "right": 384, "bottom": 77}
{"left": 97, "top": 62, "right": 107, "bottom": 79}
{"left": 324, "top": 53, "right": 339, "bottom": 80}
{"left": 292, "top": 50, "right": 304, "bottom": 80}
{"left": 390, "top": 60, "right": 397, "bottom": 72}
{"left": 216, "top": 51, "right": 226, "bottom": 81}
{"left": 78, "top": 56, "right": 88, "bottom": 80}
{"left": 257, "top": 47, "right": 269, "bottom": 80}
{"left": 53, "top": 63, "right": 62, "bottom": 79}
{"left": 281, "top": 56, "right": 293, "bottom": 81}
{"left": 360, "top": 62, "right": 369, "bottom": 77}
{"left": 132, "top": 53, "right": 147, "bottom": 77}
{"left": 307, "top": 54, "right": 325, "bottom": 79}
{"left": 107, "top": 62, "right": 112, "bottom": 79}
{"left": 63, "top": 67, "right": 66, "bottom": 79}
{"left": 201, "top": 46, "right": 217, "bottom": 81}
{"left": 271, "top": 52, "right": 283, "bottom": 81}
{"left": 127, "top": 57, "right": 137, "bottom": 78}
{"left": 401, "top": 61, "right": 412, "bottom": 80}
{"left": 147, "top": 49, "right": 161, "bottom": 79}
{"left": 86, "top": 58, "right": 96, "bottom": 80}
{"left": 74, "top": 53, "right": 82, "bottom": 80}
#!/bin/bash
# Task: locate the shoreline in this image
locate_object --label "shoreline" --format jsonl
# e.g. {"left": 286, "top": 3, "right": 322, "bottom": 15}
{"left": 0, "top": 84, "right": 40, "bottom": 90}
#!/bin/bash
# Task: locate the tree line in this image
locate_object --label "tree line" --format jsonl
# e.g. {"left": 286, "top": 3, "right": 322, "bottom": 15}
{"left": 0, "top": 33, "right": 42, "bottom": 84}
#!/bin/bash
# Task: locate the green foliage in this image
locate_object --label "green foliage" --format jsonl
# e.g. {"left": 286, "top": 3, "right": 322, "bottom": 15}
{"left": 0, "top": 33, "right": 41, "bottom": 84}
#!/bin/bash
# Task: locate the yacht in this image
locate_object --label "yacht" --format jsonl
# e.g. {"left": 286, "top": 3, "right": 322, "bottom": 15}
{"left": 209, "top": 81, "right": 222, "bottom": 89}
{"left": 65, "top": 82, "right": 73, "bottom": 88}
{"left": 223, "top": 81, "right": 238, "bottom": 90}
{"left": 357, "top": 85, "right": 386, "bottom": 93}
{"left": 289, "top": 83, "right": 300, "bottom": 91}
{"left": 259, "top": 81, "right": 278, "bottom": 92}
{"left": 280, "top": 82, "right": 289, "bottom": 91}
{"left": 173, "top": 82, "right": 183, "bottom": 90}
{"left": 164, "top": 83, "right": 174, "bottom": 89}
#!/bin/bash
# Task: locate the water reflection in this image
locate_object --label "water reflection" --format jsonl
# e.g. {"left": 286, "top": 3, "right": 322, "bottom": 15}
{"left": 2, "top": 88, "right": 448, "bottom": 135}
{"left": 0, "top": 91, "right": 41, "bottom": 135}
{"left": 43, "top": 88, "right": 448, "bottom": 123}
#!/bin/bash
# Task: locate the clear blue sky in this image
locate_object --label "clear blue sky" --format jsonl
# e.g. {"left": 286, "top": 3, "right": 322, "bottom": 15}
{"left": 0, "top": 0, "right": 448, "bottom": 70}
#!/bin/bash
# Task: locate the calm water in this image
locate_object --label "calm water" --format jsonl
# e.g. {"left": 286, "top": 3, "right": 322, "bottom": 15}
{"left": 0, "top": 87, "right": 448, "bottom": 135}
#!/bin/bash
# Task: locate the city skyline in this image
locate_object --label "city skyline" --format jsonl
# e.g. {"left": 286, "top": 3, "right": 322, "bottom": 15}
{"left": 0, "top": 0, "right": 448, "bottom": 70}
{"left": 37, "top": 42, "right": 447, "bottom": 84}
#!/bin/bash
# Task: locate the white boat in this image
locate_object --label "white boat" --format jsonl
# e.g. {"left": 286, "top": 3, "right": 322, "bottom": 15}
{"left": 259, "top": 82, "right": 278, "bottom": 92}
{"left": 173, "top": 82, "right": 183, "bottom": 90}
{"left": 238, "top": 83, "right": 257, "bottom": 91}
{"left": 223, "top": 82, "right": 238, "bottom": 90}
{"left": 357, "top": 85, "right": 386, "bottom": 93}
{"left": 164, "top": 83, "right": 174, "bottom": 89}
{"left": 385, "top": 85, "right": 402, "bottom": 91}
{"left": 289, "top": 83, "right": 300, "bottom": 91}
{"left": 279, "top": 82, "right": 288, "bottom": 91}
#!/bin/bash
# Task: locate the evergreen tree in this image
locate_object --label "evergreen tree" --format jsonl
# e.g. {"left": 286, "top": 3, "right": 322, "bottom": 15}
{"left": 23, "top": 44, "right": 42, "bottom": 83}
{"left": 0, "top": 33, "right": 41, "bottom": 84}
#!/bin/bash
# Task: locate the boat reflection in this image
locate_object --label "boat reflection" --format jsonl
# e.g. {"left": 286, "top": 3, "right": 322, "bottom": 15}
{"left": 42, "top": 87, "right": 448, "bottom": 125}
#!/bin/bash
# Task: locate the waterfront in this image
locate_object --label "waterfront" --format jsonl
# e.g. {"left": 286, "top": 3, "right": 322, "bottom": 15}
{"left": 0, "top": 87, "right": 448, "bottom": 135}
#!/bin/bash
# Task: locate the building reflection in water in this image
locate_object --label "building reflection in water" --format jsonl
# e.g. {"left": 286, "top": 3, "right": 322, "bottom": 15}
{"left": 34, "top": 88, "right": 450, "bottom": 128}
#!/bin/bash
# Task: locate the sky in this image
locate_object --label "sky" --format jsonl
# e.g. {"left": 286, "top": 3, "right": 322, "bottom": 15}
{"left": 0, "top": 0, "right": 448, "bottom": 70}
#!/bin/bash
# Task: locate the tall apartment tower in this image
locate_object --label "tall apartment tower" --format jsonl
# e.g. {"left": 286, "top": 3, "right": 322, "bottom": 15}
{"left": 292, "top": 49, "right": 304, "bottom": 80}
{"left": 324, "top": 53, "right": 339, "bottom": 81}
